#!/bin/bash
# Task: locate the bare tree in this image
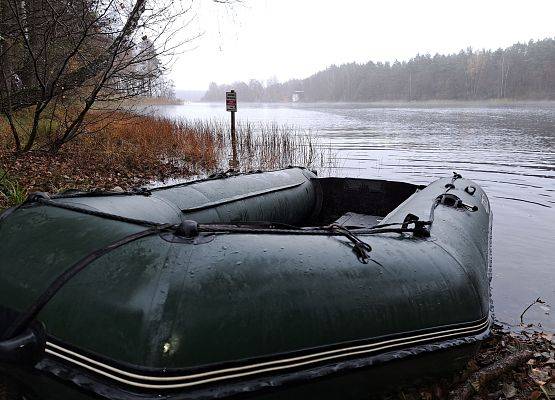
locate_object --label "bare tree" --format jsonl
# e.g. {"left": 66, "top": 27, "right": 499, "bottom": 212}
{"left": 0, "top": 0, "right": 235, "bottom": 153}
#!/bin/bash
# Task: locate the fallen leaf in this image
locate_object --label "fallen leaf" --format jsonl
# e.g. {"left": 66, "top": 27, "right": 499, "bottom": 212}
{"left": 529, "top": 390, "right": 541, "bottom": 400}
{"left": 501, "top": 383, "right": 517, "bottom": 398}
{"left": 529, "top": 368, "right": 550, "bottom": 385}
{"left": 419, "top": 391, "right": 432, "bottom": 400}
{"left": 468, "top": 359, "right": 480, "bottom": 372}
{"left": 432, "top": 384, "right": 445, "bottom": 399}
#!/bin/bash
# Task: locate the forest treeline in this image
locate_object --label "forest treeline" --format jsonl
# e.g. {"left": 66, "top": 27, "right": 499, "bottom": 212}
{"left": 203, "top": 38, "right": 555, "bottom": 102}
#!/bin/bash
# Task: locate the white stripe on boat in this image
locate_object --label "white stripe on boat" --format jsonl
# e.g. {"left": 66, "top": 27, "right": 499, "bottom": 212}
{"left": 44, "top": 318, "right": 489, "bottom": 389}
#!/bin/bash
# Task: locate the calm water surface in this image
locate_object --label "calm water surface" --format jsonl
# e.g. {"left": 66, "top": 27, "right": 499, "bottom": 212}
{"left": 155, "top": 102, "right": 555, "bottom": 330}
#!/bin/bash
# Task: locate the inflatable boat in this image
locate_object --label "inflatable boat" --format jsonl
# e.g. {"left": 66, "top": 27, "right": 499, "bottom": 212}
{"left": 0, "top": 167, "right": 492, "bottom": 399}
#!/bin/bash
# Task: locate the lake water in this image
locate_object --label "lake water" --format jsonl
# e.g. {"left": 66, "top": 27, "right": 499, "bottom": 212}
{"left": 154, "top": 102, "right": 555, "bottom": 331}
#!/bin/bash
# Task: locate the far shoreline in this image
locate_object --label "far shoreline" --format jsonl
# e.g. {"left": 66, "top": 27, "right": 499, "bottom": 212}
{"left": 188, "top": 99, "right": 555, "bottom": 108}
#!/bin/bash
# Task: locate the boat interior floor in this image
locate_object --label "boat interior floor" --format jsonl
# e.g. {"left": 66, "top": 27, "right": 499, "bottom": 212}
{"left": 333, "top": 212, "right": 381, "bottom": 228}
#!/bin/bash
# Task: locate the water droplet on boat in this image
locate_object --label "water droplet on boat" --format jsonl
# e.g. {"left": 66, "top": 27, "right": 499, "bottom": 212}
{"left": 163, "top": 342, "right": 171, "bottom": 353}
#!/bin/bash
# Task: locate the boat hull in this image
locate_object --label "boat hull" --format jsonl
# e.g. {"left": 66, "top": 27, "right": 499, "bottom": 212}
{"left": 0, "top": 168, "right": 492, "bottom": 399}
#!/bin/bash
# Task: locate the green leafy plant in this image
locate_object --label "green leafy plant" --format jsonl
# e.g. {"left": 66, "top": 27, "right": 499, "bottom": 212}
{"left": 0, "top": 170, "right": 27, "bottom": 207}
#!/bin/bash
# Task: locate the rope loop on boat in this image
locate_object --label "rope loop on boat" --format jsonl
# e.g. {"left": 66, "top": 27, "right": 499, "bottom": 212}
{"left": 324, "top": 223, "right": 372, "bottom": 263}
{"left": 436, "top": 193, "right": 478, "bottom": 212}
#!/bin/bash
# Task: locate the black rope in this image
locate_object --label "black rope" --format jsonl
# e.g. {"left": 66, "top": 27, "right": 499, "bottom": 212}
{"left": 324, "top": 224, "right": 373, "bottom": 263}
{"left": 1, "top": 190, "right": 436, "bottom": 340}
{"left": 0, "top": 206, "right": 19, "bottom": 222}
{"left": 1, "top": 223, "right": 175, "bottom": 341}
{"left": 148, "top": 166, "right": 308, "bottom": 192}
{"left": 31, "top": 198, "right": 162, "bottom": 228}
{"left": 196, "top": 222, "right": 428, "bottom": 235}
{"left": 18, "top": 192, "right": 434, "bottom": 235}
{"left": 148, "top": 169, "right": 238, "bottom": 192}
{"left": 50, "top": 187, "right": 152, "bottom": 199}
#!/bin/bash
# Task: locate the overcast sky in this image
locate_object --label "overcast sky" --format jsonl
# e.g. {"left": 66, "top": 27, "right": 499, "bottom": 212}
{"left": 170, "top": 0, "right": 555, "bottom": 91}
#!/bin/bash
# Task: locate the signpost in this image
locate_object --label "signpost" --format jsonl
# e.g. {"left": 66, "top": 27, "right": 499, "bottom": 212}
{"left": 226, "top": 90, "right": 238, "bottom": 168}
{"left": 226, "top": 90, "right": 237, "bottom": 112}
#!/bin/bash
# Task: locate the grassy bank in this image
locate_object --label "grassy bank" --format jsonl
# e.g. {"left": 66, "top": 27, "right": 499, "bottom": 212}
{"left": 0, "top": 112, "right": 333, "bottom": 209}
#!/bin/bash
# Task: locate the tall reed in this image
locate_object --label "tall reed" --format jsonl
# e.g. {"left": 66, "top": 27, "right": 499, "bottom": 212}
{"left": 171, "top": 118, "right": 336, "bottom": 173}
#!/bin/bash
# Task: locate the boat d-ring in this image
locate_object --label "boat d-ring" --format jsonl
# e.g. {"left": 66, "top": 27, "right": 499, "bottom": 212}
{"left": 465, "top": 186, "right": 476, "bottom": 195}
{"left": 0, "top": 326, "right": 46, "bottom": 366}
{"left": 436, "top": 193, "right": 478, "bottom": 212}
{"left": 159, "top": 220, "right": 215, "bottom": 244}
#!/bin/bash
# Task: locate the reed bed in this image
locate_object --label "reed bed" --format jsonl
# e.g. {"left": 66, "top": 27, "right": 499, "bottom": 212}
{"left": 126, "top": 116, "right": 337, "bottom": 173}
{"left": 234, "top": 121, "right": 319, "bottom": 171}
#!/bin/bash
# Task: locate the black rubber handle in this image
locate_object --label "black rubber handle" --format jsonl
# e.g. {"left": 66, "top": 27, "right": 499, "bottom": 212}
{"left": 0, "top": 327, "right": 45, "bottom": 366}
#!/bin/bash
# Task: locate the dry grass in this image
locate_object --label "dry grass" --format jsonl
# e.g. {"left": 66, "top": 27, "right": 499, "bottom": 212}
{"left": 83, "top": 113, "right": 222, "bottom": 173}
{"left": 0, "top": 112, "right": 335, "bottom": 208}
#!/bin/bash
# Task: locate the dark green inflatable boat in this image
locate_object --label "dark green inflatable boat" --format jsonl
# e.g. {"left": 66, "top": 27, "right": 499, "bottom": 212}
{"left": 0, "top": 168, "right": 492, "bottom": 399}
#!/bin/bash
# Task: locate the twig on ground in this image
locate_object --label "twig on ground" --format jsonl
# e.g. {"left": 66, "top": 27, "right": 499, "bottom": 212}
{"left": 449, "top": 350, "right": 533, "bottom": 400}
{"left": 521, "top": 297, "right": 546, "bottom": 325}
{"left": 539, "top": 385, "right": 552, "bottom": 400}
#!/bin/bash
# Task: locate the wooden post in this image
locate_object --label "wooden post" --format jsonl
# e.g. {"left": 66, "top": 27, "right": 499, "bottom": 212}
{"left": 230, "top": 109, "right": 237, "bottom": 168}
{"left": 226, "top": 90, "right": 238, "bottom": 169}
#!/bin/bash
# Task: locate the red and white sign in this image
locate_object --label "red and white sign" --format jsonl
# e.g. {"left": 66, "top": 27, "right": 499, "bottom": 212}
{"left": 226, "top": 91, "right": 237, "bottom": 112}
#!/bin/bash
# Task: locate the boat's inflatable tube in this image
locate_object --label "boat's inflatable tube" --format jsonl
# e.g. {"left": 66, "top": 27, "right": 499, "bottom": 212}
{"left": 53, "top": 168, "right": 319, "bottom": 225}
{"left": 0, "top": 168, "right": 492, "bottom": 400}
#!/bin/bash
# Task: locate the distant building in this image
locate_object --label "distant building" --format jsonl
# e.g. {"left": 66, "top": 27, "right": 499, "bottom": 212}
{"left": 291, "top": 90, "right": 305, "bottom": 102}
